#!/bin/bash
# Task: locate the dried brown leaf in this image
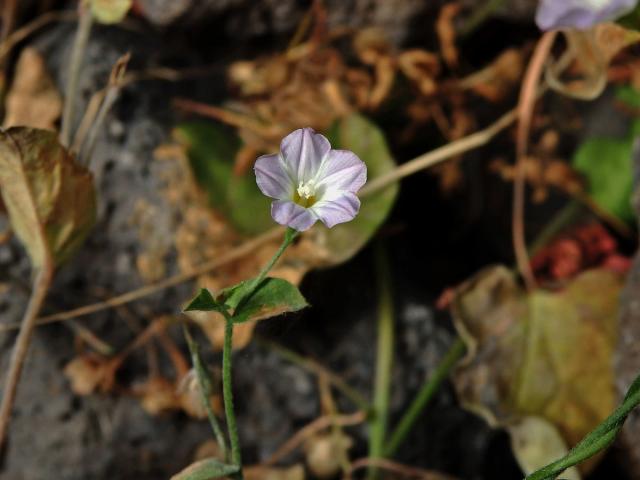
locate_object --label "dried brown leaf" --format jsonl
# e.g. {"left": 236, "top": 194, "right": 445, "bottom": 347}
{"left": 3, "top": 48, "right": 62, "bottom": 130}
{"left": 245, "top": 464, "right": 305, "bottom": 480}
{"left": 437, "top": 3, "right": 461, "bottom": 69}
{"left": 398, "top": 49, "right": 440, "bottom": 96}
{"left": 0, "top": 127, "right": 96, "bottom": 268}
{"left": 63, "top": 354, "right": 115, "bottom": 395}
{"left": 547, "top": 23, "right": 640, "bottom": 100}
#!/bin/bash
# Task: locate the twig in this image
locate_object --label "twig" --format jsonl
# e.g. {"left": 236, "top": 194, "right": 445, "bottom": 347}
{"left": 79, "top": 53, "right": 131, "bottom": 165}
{"left": 513, "top": 32, "right": 556, "bottom": 292}
{"left": 0, "top": 227, "right": 284, "bottom": 332}
{"left": 174, "top": 98, "right": 280, "bottom": 139}
{"left": 60, "top": 5, "right": 93, "bottom": 147}
{"left": 0, "top": 110, "right": 517, "bottom": 332}
{"left": 1, "top": 0, "right": 18, "bottom": 43}
{"left": 0, "top": 264, "right": 53, "bottom": 448}
{"left": 0, "top": 10, "right": 76, "bottom": 62}
{"left": 261, "top": 411, "right": 366, "bottom": 467}
{"left": 66, "top": 319, "right": 113, "bottom": 355}
{"left": 359, "top": 108, "right": 517, "bottom": 197}
{"left": 346, "top": 458, "right": 457, "bottom": 480}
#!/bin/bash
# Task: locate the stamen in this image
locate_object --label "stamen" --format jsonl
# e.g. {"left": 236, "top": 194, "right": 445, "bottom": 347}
{"left": 297, "top": 180, "right": 316, "bottom": 199}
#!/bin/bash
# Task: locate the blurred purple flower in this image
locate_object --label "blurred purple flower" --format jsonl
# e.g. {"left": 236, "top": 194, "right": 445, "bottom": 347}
{"left": 254, "top": 128, "right": 367, "bottom": 231}
{"left": 536, "top": 0, "right": 637, "bottom": 30}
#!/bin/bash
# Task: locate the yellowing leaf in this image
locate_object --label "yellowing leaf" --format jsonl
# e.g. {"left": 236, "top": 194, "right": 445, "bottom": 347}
{"left": 451, "top": 266, "right": 621, "bottom": 473}
{"left": 90, "top": 0, "right": 132, "bottom": 24}
{"left": 0, "top": 127, "right": 96, "bottom": 268}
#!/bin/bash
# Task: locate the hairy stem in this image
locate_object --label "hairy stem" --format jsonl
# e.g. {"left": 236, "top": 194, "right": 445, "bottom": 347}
{"left": 222, "top": 315, "right": 243, "bottom": 479}
{"left": 60, "top": 5, "right": 93, "bottom": 147}
{"left": 0, "top": 264, "right": 53, "bottom": 448}
{"left": 183, "top": 324, "right": 228, "bottom": 460}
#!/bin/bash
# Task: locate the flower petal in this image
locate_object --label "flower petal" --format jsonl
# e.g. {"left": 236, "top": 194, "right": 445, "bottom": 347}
{"left": 536, "top": 0, "right": 636, "bottom": 30}
{"left": 255, "top": 153, "right": 293, "bottom": 199}
{"left": 311, "top": 191, "right": 361, "bottom": 228}
{"left": 315, "top": 149, "right": 367, "bottom": 194}
{"left": 280, "top": 128, "right": 330, "bottom": 182}
{"left": 271, "top": 200, "right": 318, "bottom": 231}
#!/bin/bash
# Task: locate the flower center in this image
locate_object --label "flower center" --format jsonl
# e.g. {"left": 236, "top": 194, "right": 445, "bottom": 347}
{"left": 293, "top": 180, "right": 317, "bottom": 208}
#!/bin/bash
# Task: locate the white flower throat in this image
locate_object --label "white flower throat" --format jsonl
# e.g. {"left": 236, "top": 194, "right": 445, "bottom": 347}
{"left": 293, "top": 179, "right": 318, "bottom": 208}
{"left": 297, "top": 180, "right": 316, "bottom": 199}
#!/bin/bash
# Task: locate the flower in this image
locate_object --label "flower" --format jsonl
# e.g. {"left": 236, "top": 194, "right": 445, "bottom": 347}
{"left": 254, "top": 128, "right": 367, "bottom": 231}
{"left": 536, "top": 0, "right": 637, "bottom": 30}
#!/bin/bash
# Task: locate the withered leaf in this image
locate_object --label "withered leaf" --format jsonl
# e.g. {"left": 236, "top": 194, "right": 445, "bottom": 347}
{"left": 244, "top": 464, "right": 305, "bottom": 480}
{"left": 0, "top": 127, "right": 96, "bottom": 268}
{"left": 451, "top": 266, "right": 621, "bottom": 474}
{"left": 546, "top": 23, "right": 640, "bottom": 100}
{"left": 3, "top": 48, "right": 62, "bottom": 130}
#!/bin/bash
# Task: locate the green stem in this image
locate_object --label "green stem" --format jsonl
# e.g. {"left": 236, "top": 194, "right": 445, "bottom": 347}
{"left": 60, "top": 4, "right": 93, "bottom": 147}
{"left": 219, "top": 227, "right": 299, "bottom": 479}
{"left": 368, "top": 243, "right": 395, "bottom": 479}
{"left": 182, "top": 324, "right": 228, "bottom": 461}
{"left": 525, "top": 373, "right": 640, "bottom": 480}
{"left": 237, "top": 227, "right": 298, "bottom": 308}
{"left": 384, "top": 337, "right": 466, "bottom": 457}
{"left": 222, "top": 315, "right": 243, "bottom": 479}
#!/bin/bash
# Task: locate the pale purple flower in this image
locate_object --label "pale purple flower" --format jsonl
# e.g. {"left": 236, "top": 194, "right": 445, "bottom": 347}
{"left": 254, "top": 128, "right": 367, "bottom": 231}
{"left": 536, "top": 0, "right": 637, "bottom": 30}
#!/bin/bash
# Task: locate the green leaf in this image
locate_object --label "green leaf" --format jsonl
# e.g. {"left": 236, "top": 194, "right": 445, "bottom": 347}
{"left": 170, "top": 458, "right": 239, "bottom": 480}
{"left": 184, "top": 288, "right": 226, "bottom": 313}
{"left": 174, "top": 122, "right": 273, "bottom": 235}
{"left": 221, "top": 277, "right": 308, "bottom": 323}
{"left": 323, "top": 114, "right": 399, "bottom": 264}
{"left": 0, "top": 127, "right": 96, "bottom": 268}
{"left": 572, "top": 126, "right": 636, "bottom": 224}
